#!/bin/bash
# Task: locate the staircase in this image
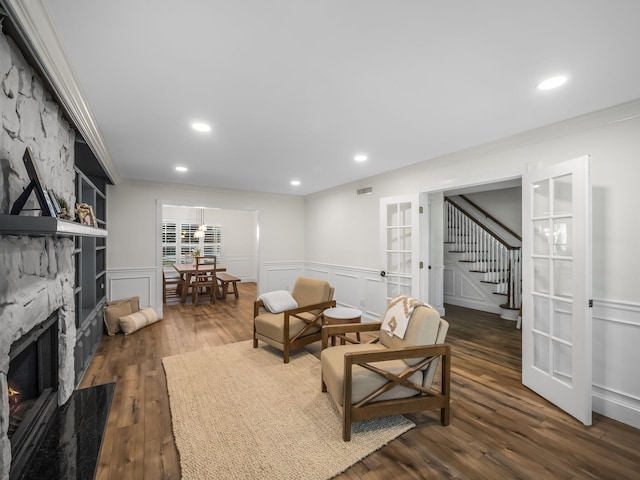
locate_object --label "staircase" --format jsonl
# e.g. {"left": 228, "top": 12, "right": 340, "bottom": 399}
{"left": 444, "top": 196, "right": 521, "bottom": 321}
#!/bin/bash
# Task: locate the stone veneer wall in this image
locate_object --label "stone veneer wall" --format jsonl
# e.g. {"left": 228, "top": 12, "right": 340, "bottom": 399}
{"left": 0, "top": 31, "right": 77, "bottom": 479}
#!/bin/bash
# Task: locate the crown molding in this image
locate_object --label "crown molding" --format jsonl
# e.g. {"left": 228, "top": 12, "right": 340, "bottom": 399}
{"left": 2, "top": 0, "right": 121, "bottom": 184}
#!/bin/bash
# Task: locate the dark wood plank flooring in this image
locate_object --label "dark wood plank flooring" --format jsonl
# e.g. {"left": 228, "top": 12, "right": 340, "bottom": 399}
{"left": 80, "top": 284, "right": 640, "bottom": 479}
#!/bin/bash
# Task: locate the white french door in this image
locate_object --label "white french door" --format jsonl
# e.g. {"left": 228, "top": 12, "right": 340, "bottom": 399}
{"left": 380, "top": 195, "right": 420, "bottom": 301}
{"left": 522, "top": 156, "right": 592, "bottom": 425}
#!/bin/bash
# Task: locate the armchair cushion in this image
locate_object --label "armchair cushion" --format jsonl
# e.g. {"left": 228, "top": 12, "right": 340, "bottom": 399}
{"left": 291, "top": 277, "right": 333, "bottom": 307}
{"left": 258, "top": 290, "right": 298, "bottom": 313}
{"left": 322, "top": 343, "right": 424, "bottom": 406}
{"left": 253, "top": 277, "right": 335, "bottom": 363}
{"left": 380, "top": 303, "right": 446, "bottom": 367}
{"left": 254, "top": 311, "right": 321, "bottom": 342}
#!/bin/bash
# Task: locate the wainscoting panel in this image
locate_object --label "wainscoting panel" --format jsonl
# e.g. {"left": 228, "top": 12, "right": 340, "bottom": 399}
{"left": 305, "top": 265, "right": 331, "bottom": 282}
{"left": 443, "top": 263, "right": 502, "bottom": 315}
{"left": 107, "top": 268, "right": 157, "bottom": 310}
{"left": 429, "top": 266, "right": 445, "bottom": 316}
{"left": 305, "top": 263, "right": 387, "bottom": 322}
{"left": 592, "top": 299, "right": 640, "bottom": 429}
{"left": 331, "top": 271, "right": 360, "bottom": 309}
{"left": 260, "top": 262, "right": 305, "bottom": 295}
{"left": 224, "top": 254, "right": 257, "bottom": 282}
{"left": 363, "top": 275, "right": 385, "bottom": 319}
{"left": 460, "top": 275, "right": 485, "bottom": 301}
{"left": 443, "top": 267, "right": 455, "bottom": 296}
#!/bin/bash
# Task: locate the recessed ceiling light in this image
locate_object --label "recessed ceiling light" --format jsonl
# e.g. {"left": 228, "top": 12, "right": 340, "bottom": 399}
{"left": 354, "top": 154, "right": 368, "bottom": 162}
{"left": 175, "top": 166, "right": 188, "bottom": 172}
{"left": 290, "top": 180, "right": 301, "bottom": 186}
{"left": 536, "top": 75, "right": 568, "bottom": 91}
{"left": 191, "top": 122, "right": 211, "bottom": 132}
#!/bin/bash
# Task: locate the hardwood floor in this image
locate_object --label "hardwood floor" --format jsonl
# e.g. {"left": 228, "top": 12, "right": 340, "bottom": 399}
{"left": 81, "top": 285, "right": 640, "bottom": 479}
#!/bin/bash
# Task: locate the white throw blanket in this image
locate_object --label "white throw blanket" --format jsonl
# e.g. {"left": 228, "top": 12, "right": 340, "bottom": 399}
{"left": 258, "top": 290, "right": 298, "bottom": 313}
{"left": 381, "top": 295, "right": 424, "bottom": 339}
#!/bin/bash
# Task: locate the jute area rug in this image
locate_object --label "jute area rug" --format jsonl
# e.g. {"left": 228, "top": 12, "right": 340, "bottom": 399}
{"left": 162, "top": 340, "right": 414, "bottom": 480}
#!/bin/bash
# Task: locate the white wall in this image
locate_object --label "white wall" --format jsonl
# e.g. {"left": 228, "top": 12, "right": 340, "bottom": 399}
{"left": 105, "top": 180, "right": 305, "bottom": 312}
{"left": 304, "top": 99, "right": 640, "bottom": 429}
{"left": 306, "top": 100, "right": 640, "bottom": 303}
{"left": 464, "top": 186, "right": 522, "bottom": 235}
{"left": 162, "top": 205, "right": 258, "bottom": 275}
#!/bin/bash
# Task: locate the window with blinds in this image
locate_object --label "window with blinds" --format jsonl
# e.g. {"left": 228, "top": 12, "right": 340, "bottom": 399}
{"left": 162, "top": 220, "right": 222, "bottom": 265}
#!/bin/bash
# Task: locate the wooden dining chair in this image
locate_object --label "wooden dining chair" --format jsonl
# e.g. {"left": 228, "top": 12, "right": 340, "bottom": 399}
{"left": 191, "top": 256, "right": 218, "bottom": 304}
{"left": 162, "top": 269, "right": 182, "bottom": 303}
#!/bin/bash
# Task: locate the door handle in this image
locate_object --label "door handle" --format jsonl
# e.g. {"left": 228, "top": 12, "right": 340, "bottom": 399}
{"left": 380, "top": 270, "right": 386, "bottom": 277}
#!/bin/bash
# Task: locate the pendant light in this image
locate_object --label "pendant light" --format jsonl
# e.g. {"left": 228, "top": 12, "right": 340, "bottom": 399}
{"left": 194, "top": 208, "right": 206, "bottom": 238}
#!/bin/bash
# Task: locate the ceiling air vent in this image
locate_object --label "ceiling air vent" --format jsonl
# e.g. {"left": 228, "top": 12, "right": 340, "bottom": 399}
{"left": 357, "top": 186, "right": 373, "bottom": 196}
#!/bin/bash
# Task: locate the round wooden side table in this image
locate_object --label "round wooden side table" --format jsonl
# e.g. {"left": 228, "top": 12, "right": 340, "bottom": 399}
{"left": 323, "top": 307, "right": 363, "bottom": 345}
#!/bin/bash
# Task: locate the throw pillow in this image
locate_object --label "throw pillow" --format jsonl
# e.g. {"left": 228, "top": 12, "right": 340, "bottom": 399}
{"left": 119, "top": 307, "right": 160, "bottom": 335}
{"left": 258, "top": 290, "right": 298, "bottom": 313}
{"left": 103, "top": 296, "right": 140, "bottom": 335}
{"left": 107, "top": 296, "right": 140, "bottom": 311}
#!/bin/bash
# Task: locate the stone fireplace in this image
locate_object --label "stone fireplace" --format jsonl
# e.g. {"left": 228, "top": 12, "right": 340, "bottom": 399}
{"left": 1, "top": 31, "right": 78, "bottom": 480}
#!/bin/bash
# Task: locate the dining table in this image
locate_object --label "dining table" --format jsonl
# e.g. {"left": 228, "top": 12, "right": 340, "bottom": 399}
{"left": 173, "top": 262, "right": 227, "bottom": 304}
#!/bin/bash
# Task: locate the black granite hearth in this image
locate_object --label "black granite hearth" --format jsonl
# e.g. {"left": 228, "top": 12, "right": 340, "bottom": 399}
{"left": 15, "top": 383, "right": 115, "bottom": 480}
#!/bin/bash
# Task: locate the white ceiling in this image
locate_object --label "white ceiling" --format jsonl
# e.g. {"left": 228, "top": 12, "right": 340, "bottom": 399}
{"left": 34, "top": 1, "right": 640, "bottom": 195}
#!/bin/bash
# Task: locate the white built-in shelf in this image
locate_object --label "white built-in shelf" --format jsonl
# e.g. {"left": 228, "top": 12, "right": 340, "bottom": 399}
{"left": 0, "top": 215, "right": 107, "bottom": 237}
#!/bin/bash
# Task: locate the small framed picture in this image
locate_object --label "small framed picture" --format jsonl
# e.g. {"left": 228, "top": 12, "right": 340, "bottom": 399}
{"left": 42, "top": 190, "right": 58, "bottom": 217}
{"left": 76, "top": 203, "right": 97, "bottom": 226}
{"left": 49, "top": 192, "right": 62, "bottom": 214}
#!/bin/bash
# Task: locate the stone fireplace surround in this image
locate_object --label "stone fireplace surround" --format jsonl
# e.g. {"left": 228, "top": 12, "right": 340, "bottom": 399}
{"left": 1, "top": 31, "right": 78, "bottom": 480}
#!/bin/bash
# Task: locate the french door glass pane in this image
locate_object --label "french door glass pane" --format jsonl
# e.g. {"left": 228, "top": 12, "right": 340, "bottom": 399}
{"left": 387, "top": 204, "right": 399, "bottom": 226}
{"left": 533, "top": 258, "right": 550, "bottom": 294}
{"left": 533, "top": 180, "right": 550, "bottom": 217}
{"left": 387, "top": 252, "right": 399, "bottom": 272}
{"left": 553, "top": 174, "right": 573, "bottom": 215}
{"left": 552, "top": 299, "right": 572, "bottom": 343}
{"left": 553, "top": 259, "right": 573, "bottom": 298}
{"left": 532, "top": 295, "right": 549, "bottom": 332}
{"left": 398, "top": 252, "right": 412, "bottom": 274}
{"left": 533, "top": 219, "right": 550, "bottom": 255}
{"left": 553, "top": 341, "right": 573, "bottom": 386}
{"left": 553, "top": 218, "right": 572, "bottom": 256}
{"left": 387, "top": 229, "right": 399, "bottom": 250}
{"left": 533, "top": 332, "right": 550, "bottom": 372}
{"left": 398, "top": 202, "right": 411, "bottom": 225}
{"left": 398, "top": 226, "right": 412, "bottom": 250}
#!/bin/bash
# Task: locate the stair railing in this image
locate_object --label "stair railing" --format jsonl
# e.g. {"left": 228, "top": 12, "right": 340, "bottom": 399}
{"left": 445, "top": 198, "right": 521, "bottom": 310}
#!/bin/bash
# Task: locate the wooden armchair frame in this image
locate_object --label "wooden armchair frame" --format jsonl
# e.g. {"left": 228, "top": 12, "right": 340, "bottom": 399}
{"left": 253, "top": 299, "right": 336, "bottom": 363}
{"left": 321, "top": 322, "right": 451, "bottom": 441}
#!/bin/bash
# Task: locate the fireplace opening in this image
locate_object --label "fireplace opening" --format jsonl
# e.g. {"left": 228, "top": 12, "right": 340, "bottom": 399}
{"left": 8, "top": 311, "right": 59, "bottom": 480}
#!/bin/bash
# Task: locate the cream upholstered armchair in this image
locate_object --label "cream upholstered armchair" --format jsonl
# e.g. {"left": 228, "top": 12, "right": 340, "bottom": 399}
{"left": 253, "top": 277, "right": 336, "bottom": 363}
{"left": 321, "top": 301, "right": 450, "bottom": 441}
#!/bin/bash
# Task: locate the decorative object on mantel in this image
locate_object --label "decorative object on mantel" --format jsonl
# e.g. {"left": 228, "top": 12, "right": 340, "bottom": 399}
{"left": 10, "top": 147, "right": 56, "bottom": 217}
{"left": 75, "top": 203, "right": 97, "bottom": 226}
{"left": 54, "top": 194, "right": 73, "bottom": 220}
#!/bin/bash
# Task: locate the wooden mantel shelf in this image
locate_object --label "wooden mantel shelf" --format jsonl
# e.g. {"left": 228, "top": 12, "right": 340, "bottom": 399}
{"left": 0, "top": 215, "right": 107, "bottom": 237}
